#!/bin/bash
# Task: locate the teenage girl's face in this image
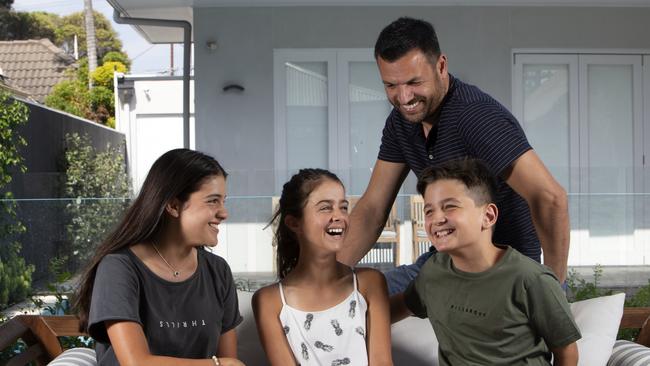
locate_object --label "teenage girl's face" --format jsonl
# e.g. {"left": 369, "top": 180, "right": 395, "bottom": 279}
{"left": 177, "top": 174, "right": 228, "bottom": 247}
{"left": 297, "top": 179, "right": 349, "bottom": 254}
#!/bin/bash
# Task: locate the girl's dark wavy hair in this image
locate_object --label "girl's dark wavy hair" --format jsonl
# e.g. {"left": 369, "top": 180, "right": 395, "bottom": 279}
{"left": 270, "top": 168, "right": 342, "bottom": 279}
{"left": 74, "top": 148, "right": 227, "bottom": 332}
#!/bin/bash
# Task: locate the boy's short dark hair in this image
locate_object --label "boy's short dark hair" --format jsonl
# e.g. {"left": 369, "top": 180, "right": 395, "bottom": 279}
{"left": 416, "top": 158, "right": 498, "bottom": 206}
{"left": 374, "top": 17, "right": 441, "bottom": 65}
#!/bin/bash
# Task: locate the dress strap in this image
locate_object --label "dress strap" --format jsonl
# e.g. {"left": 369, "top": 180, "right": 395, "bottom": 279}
{"left": 352, "top": 268, "right": 359, "bottom": 292}
{"left": 278, "top": 281, "right": 288, "bottom": 306}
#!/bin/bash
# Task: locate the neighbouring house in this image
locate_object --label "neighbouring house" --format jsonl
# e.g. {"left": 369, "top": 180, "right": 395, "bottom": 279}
{"left": 0, "top": 39, "right": 77, "bottom": 103}
{"left": 0, "top": 66, "right": 33, "bottom": 100}
{"left": 107, "top": 0, "right": 650, "bottom": 273}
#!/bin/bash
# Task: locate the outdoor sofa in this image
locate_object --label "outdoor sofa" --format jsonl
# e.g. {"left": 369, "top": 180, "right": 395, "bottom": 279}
{"left": 1, "top": 292, "right": 649, "bottom": 365}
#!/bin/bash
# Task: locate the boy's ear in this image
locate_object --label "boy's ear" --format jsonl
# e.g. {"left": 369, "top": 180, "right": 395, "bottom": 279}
{"left": 284, "top": 214, "right": 301, "bottom": 234}
{"left": 482, "top": 203, "right": 498, "bottom": 230}
{"left": 165, "top": 198, "right": 182, "bottom": 218}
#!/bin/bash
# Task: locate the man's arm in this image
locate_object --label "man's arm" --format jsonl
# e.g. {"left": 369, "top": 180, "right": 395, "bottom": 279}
{"left": 504, "top": 149, "right": 570, "bottom": 283}
{"left": 338, "top": 159, "right": 409, "bottom": 266}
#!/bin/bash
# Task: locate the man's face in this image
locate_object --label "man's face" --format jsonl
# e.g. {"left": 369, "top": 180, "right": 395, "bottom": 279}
{"left": 377, "top": 49, "right": 448, "bottom": 124}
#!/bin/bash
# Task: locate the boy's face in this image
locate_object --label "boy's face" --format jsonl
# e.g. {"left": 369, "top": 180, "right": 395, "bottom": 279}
{"left": 423, "top": 179, "right": 497, "bottom": 255}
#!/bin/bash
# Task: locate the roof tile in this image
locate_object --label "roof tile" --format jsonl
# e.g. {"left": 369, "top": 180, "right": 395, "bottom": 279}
{"left": 0, "top": 39, "right": 77, "bottom": 102}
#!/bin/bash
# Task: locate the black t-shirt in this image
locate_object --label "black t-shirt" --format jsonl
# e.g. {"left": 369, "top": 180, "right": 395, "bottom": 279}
{"left": 88, "top": 247, "right": 243, "bottom": 365}
{"left": 378, "top": 75, "right": 540, "bottom": 261}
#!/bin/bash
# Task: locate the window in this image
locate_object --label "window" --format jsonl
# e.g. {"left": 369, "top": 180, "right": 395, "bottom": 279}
{"left": 274, "top": 49, "right": 391, "bottom": 195}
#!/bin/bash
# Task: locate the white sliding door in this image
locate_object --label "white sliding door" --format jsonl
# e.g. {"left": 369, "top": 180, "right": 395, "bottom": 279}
{"left": 513, "top": 52, "right": 645, "bottom": 266}
{"left": 274, "top": 49, "right": 391, "bottom": 195}
{"left": 579, "top": 55, "right": 643, "bottom": 265}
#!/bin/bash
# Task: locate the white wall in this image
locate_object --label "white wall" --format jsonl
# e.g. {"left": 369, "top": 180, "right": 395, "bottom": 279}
{"left": 115, "top": 76, "right": 195, "bottom": 192}
{"left": 194, "top": 7, "right": 650, "bottom": 270}
{"left": 193, "top": 6, "right": 650, "bottom": 197}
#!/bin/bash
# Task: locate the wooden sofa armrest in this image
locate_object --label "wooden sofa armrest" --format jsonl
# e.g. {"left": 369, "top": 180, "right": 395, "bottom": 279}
{"left": 0, "top": 315, "right": 85, "bottom": 366}
{"left": 620, "top": 307, "right": 650, "bottom": 347}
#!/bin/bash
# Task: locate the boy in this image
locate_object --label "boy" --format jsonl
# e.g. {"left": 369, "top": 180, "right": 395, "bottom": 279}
{"left": 392, "top": 158, "right": 580, "bottom": 365}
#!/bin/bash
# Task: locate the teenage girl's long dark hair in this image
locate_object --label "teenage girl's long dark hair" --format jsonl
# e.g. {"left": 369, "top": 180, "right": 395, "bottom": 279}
{"left": 270, "top": 168, "right": 341, "bottom": 279}
{"left": 75, "top": 148, "right": 227, "bottom": 331}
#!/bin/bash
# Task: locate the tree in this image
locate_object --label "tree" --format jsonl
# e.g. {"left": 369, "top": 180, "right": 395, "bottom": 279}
{"left": 0, "top": 11, "right": 59, "bottom": 41}
{"left": 103, "top": 51, "right": 131, "bottom": 70}
{"left": 55, "top": 11, "right": 122, "bottom": 62}
{"left": 0, "top": 0, "right": 13, "bottom": 10}
{"left": 0, "top": 8, "right": 131, "bottom": 127}
{"left": 45, "top": 60, "right": 127, "bottom": 126}
{"left": 0, "top": 10, "right": 124, "bottom": 64}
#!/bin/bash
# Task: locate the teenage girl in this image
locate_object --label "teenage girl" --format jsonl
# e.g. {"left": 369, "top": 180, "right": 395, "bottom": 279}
{"left": 75, "top": 149, "right": 245, "bottom": 366}
{"left": 253, "top": 168, "right": 392, "bottom": 366}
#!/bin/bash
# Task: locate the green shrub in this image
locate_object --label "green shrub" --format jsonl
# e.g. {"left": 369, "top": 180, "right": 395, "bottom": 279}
{"left": 44, "top": 79, "right": 91, "bottom": 118}
{"left": 90, "top": 61, "right": 126, "bottom": 89}
{"left": 102, "top": 51, "right": 131, "bottom": 70}
{"left": 567, "top": 264, "right": 650, "bottom": 342}
{"left": 567, "top": 264, "right": 612, "bottom": 302}
{"left": 0, "top": 92, "right": 34, "bottom": 309}
{"left": 62, "top": 133, "right": 130, "bottom": 269}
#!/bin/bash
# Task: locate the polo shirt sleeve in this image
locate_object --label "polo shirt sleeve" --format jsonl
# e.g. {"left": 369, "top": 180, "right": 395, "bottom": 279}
{"left": 216, "top": 259, "right": 243, "bottom": 333}
{"left": 88, "top": 254, "right": 141, "bottom": 343}
{"left": 404, "top": 278, "right": 428, "bottom": 319}
{"left": 456, "top": 102, "right": 532, "bottom": 177}
{"left": 377, "top": 110, "right": 406, "bottom": 163}
{"left": 525, "top": 272, "right": 582, "bottom": 349}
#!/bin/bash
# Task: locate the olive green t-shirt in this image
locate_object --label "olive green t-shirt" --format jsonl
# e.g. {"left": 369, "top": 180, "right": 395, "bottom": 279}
{"left": 404, "top": 246, "right": 581, "bottom": 366}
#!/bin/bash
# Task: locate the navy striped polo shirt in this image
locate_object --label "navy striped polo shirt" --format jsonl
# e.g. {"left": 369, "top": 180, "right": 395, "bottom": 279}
{"left": 378, "top": 75, "right": 540, "bottom": 262}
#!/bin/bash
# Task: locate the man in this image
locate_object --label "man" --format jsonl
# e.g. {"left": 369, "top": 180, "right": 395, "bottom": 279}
{"left": 338, "top": 17, "right": 569, "bottom": 295}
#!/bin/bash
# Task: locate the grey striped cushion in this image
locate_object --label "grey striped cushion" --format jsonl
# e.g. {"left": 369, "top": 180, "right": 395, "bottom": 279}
{"left": 608, "top": 340, "right": 650, "bottom": 366}
{"left": 47, "top": 347, "right": 96, "bottom": 366}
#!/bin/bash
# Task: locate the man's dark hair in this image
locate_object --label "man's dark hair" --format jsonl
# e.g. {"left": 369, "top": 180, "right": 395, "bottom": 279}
{"left": 374, "top": 17, "right": 441, "bottom": 64}
{"left": 416, "top": 158, "right": 497, "bottom": 206}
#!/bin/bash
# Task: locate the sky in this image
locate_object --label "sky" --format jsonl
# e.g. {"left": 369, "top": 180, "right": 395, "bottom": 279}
{"left": 13, "top": 0, "right": 185, "bottom": 75}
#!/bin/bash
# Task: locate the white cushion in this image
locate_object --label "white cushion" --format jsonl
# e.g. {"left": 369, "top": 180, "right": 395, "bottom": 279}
{"left": 391, "top": 316, "right": 438, "bottom": 365}
{"left": 47, "top": 347, "right": 96, "bottom": 366}
{"left": 571, "top": 293, "right": 626, "bottom": 366}
{"left": 607, "top": 340, "right": 650, "bottom": 366}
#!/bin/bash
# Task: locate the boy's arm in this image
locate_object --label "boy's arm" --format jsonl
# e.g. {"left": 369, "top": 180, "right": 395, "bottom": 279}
{"left": 551, "top": 342, "right": 578, "bottom": 366}
{"left": 389, "top": 292, "right": 413, "bottom": 324}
